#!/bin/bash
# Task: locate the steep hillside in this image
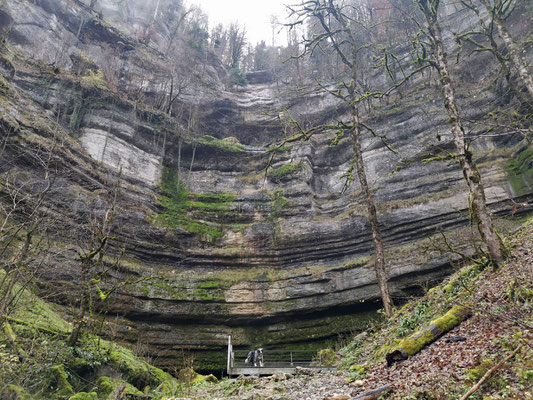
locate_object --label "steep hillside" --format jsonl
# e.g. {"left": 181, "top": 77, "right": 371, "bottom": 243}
{"left": 0, "top": 0, "right": 532, "bottom": 374}
{"left": 0, "top": 268, "right": 220, "bottom": 400}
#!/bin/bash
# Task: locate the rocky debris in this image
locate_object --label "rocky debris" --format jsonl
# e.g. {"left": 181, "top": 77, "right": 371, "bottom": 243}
{"left": 294, "top": 367, "right": 314, "bottom": 376}
{"left": 263, "top": 373, "right": 293, "bottom": 383}
{"left": 190, "top": 370, "right": 354, "bottom": 400}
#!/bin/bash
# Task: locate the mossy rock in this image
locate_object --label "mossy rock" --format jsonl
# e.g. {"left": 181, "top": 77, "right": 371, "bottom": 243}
{"left": 108, "top": 347, "right": 174, "bottom": 389}
{"left": 155, "top": 379, "right": 181, "bottom": 398}
{"left": 69, "top": 357, "right": 90, "bottom": 373}
{"left": 96, "top": 376, "right": 143, "bottom": 398}
{"left": 68, "top": 392, "right": 98, "bottom": 400}
{"left": 52, "top": 365, "right": 74, "bottom": 397}
{"left": 348, "top": 363, "right": 367, "bottom": 374}
{"left": 177, "top": 367, "right": 218, "bottom": 386}
{"left": 192, "top": 373, "right": 218, "bottom": 385}
{"left": 199, "top": 135, "right": 244, "bottom": 152}
{"left": 268, "top": 163, "right": 300, "bottom": 182}
{"left": 316, "top": 348, "right": 339, "bottom": 366}
{"left": 0, "top": 385, "right": 33, "bottom": 400}
{"left": 177, "top": 367, "right": 197, "bottom": 384}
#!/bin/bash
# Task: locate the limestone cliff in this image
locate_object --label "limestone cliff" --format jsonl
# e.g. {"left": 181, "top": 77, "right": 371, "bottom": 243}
{"left": 0, "top": 0, "right": 531, "bottom": 373}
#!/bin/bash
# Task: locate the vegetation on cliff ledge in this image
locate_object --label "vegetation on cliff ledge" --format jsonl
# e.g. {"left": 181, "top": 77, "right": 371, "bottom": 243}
{"left": 155, "top": 167, "right": 236, "bottom": 239}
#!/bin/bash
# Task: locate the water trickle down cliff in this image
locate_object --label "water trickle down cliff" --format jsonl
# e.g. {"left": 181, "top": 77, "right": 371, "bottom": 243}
{"left": 0, "top": 0, "right": 531, "bottom": 373}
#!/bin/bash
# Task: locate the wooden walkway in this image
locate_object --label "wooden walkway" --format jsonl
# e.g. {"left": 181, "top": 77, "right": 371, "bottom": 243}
{"left": 227, "top": 336, "right": 336, "bottom": 376}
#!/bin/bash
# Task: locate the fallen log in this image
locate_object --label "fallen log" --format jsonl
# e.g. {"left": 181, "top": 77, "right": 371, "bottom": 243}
{"left": 351, "top": 385, "right": 392, "bottom": 400}
{"left": 386, "top": 305, "right": 471, "bottom": 366}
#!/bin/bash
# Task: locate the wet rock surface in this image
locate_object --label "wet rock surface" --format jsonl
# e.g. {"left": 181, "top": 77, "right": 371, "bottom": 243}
{"left": 0, "top": 0, "right": 531, "bottom": 373}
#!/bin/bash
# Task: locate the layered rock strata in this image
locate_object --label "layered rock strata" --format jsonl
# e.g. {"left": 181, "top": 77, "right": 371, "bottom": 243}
{"left": 0, "top": 0, "right": 531, "bottom": 373}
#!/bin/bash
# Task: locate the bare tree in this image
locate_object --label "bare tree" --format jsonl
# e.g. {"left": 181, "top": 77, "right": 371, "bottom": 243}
{"left": 68, "top": 175, "right": 122, "bottom": 346}
{"left": 227, "top": 22, "right": 247, "bottom": 69}
{"left": 287, "top": 0, "right": 395, "bottom": 317}
{"left": 0, "top": 126, "right": 62, "bottom": 360}
{"left": 457, "top": 0, "right": 532, "bottom": 105}
{"left": 477, "top": 0, "right": 533, "bottom": 99}
{"left": 415, "top": 0, "right": 507, "bottom": 265}
{"left": 164, "top": 3, "right": 192, "bottom": 56}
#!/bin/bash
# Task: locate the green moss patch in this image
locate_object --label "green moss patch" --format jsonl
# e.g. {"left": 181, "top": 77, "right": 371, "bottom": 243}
{"left": 199, "top": 135, "right": 244, "bottom": 152}
{"left": 268, "top": 162, "right": 301, "bottom": 182}
{"left": 178, "top": 367, "right": 218, "bottom": 385}
{"left": 391, "top": 305, "right": 471, "bottom": 356}
{"left": 52, "top": 364, "right": 74, "bottom": 397}
{"left": 155, "top": 167, "right": 235, "bottom": 239}
{"left": 266, "top": 144, "right": 291, "bottom": 153}
{"left": 0, "top": 269, "right": 180, "bottom": 399}
{"left": 506, "top": 145, "right": 533, "bottom": 197}
{"left": 0, "top": 385, "right": 32, "bottom": 400}
{"left": 68, "top": 392, "right": 98, "bottom": 400}
{"left": 96, "top": 376, "right": 143, "bottom": 398}
{"left": 467, "top": 359, "right": 494, "bottom": 382}
{"left": 80, "top": 69, "right": 108, "bottom": 90}
{"left": 270, "top": 189, "right": 289, "bottom": 218}
{"left": 316, "top": 348, "right": 339, "bottom": 366}
{"left": 108, "top": 346, "right": 174, "bottom": 389}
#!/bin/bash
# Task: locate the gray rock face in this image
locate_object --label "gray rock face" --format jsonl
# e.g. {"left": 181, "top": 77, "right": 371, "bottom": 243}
{"left": 0, "top": 0, "right": 531, "bottom": 373}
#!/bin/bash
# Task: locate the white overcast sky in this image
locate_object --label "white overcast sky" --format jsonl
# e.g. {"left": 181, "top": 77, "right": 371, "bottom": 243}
{"left": 187, "top": 0, "right": 292, "bottom": 46}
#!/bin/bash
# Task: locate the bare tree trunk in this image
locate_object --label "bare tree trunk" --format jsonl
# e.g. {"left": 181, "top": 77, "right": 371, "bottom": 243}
{"left": 177, "top": 137, "right": 182, "bottom": 188}
{"left": 351, "top": 107, "right": 393, "bottom": 317}
{"left": 462, "top": 0, "right": 529, "bottom": 104}
{"left": 422, "top": 3, "right": 506, "bottom": 265}
{"left": 479, "top": 0, "right": 533, "bottom": 99}
{"left": 187, "top": 142, "right": 197, "bottom": 186}
{"left": 152, "top": 0, "right": 162, "bottom": 23}
{"left": 0, "top": 231, "right": 32, "bottom": 316}
{"left": 0, "top": 270, "right": 18, "bottom": 316}
{"left": 69, "top": 259, "right": 89, "bottom": 346}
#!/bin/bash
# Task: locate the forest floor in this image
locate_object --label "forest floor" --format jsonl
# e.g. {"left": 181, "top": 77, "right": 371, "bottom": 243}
{"left": 184, "top": 217, "right": 533, "bottom": 400}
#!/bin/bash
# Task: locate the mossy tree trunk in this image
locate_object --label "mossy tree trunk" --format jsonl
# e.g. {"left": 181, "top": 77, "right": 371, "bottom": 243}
{"left": 461, "top": 0, "right": 530, "bottom": 105}
{"left": 286, "top": 0, "right": 394, "bottom": 317}
{"left": 351, "top": 106, "right": 393, "bottom": 318}
{"left": 344, "top": 8, "right": 393, "bottom": 318}
{"left": 418, "top": 0, "right": 506, "bottom": 266}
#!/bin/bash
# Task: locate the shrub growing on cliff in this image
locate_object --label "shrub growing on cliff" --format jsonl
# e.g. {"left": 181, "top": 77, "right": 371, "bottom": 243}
{"left": 156, "top": 167, "right": 230, "bottom": 239}
{"left": 268, "top": 163, "right": 300, "bottom": 182}
{"left": 199, "top": 135, "right": 244, "bottom": 152}
{"left": 80, "top": 69, "right": 108, "bottom": 90}
{"left": 231, "top": 66, "right": 248, "bottom": 86}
